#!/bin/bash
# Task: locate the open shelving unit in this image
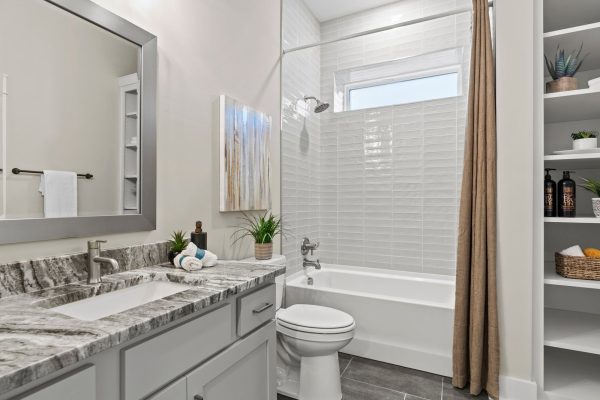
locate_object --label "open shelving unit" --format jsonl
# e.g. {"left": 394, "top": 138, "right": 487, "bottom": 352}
{"left": 118, "top": 73, "right": 140, "bottom": 215}
{"left": 535, "top": 1, "right": 600, "bottom": 398}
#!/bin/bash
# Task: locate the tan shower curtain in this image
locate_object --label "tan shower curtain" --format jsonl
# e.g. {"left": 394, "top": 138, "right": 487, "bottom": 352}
{"left": 452, "top": 0, "right": 499, "bottom": 398}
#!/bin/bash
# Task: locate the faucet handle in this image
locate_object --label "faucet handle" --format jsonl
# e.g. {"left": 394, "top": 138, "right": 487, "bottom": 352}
{"left": 88, "top": 240, "right": 107, "bottom": 250}
{"left": 301, "top": 237, "right": 320, "bottom": 255}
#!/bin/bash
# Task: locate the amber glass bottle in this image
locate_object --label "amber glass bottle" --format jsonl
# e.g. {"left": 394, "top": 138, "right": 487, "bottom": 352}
{"left": 558, "top": 171, "right": 576, "bottom": 218}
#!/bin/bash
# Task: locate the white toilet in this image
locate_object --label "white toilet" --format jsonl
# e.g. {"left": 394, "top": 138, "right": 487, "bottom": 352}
{"left": 276, "top": 303, "right": 355, "bottom": 400}
{"left": 241, "top": 255, "right": 355, "bottom": 400}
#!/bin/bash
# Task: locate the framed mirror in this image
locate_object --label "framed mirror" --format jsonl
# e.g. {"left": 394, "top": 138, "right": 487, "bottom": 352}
{"left": 0, "top": 0, "right": 157, "bottom": 244}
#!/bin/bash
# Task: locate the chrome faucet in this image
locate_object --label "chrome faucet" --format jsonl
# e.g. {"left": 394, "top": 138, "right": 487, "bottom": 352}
{"left": 87, "top": 240, "right": 119, "bottom": 284}
{"left": 302, "top": 258, "right": 321, "bottom": 270}
{"left": 301, "top": 237, "right": 319, "bottom": 256}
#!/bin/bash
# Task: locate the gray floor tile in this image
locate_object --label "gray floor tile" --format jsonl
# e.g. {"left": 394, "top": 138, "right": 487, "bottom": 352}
{"left": 342, "top": 378, "right": 407, "bottom": 400}
{"left": 343, "top": 356, "right": 443, "bottom": 400}
{"left": 442, "top": 378, "right": 489, "bottom": 399}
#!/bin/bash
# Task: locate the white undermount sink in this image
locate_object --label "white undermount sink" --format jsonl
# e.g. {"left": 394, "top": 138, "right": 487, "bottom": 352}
{"left": 50, "top": 281, "right": 191, "bottom": 321}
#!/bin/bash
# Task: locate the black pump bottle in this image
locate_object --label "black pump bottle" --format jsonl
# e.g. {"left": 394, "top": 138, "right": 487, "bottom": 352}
{"left": 544, "top": 168, "right": 557, "bottom": 217}
{"left": 558, "top": 171, "right": 576, "bottom": 218}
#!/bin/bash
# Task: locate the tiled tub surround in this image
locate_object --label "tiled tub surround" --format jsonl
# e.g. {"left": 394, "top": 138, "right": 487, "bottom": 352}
{"left": 0, "top": 259, "right": 285, "bottom": 395}
{"left": 0, "top": 241, "right": 169, "bottom": 298}
{"left": 281, "top": 0, "right": 472, "bottom": 276}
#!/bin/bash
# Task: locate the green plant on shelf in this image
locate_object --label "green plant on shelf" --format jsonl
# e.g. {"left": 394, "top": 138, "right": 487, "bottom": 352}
{"left": 545, "top": 44, "right": 587, "bottom": 80}
{"left": 571, "top": 130, "right": 598, "bottom": 140}
{"left": 232, "top": 211, "right": 282, "bottom": 245}
{"left": 579, "top": 177, "right": 600, "bottom": 197}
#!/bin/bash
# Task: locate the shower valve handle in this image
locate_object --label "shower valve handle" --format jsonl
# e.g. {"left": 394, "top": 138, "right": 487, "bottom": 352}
{"left": 301, "top": 237, "right": 319, "bottom": 256}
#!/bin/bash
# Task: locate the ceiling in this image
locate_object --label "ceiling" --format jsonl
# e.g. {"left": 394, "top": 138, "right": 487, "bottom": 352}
{"left": 303, "top": 0, "right": 400, "bottom": 22}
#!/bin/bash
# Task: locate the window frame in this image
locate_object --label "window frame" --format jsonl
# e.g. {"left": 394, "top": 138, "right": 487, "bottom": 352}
{"left": 343, "top": 64, "right": 463, "bottom": 112}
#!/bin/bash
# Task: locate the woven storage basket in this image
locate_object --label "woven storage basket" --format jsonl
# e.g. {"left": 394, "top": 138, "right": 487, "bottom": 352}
{"left": 555, "top": 252, "right": 600, "bottom": 280}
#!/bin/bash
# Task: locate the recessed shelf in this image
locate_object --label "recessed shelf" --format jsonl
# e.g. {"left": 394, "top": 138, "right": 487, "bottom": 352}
{"left": 545, "top": 308, "right": 600, "bottom": 355}
{"left": 543, "top": 153, "right": 600, "bottom": 169}
{"left": 544, "top": 347, "right": 600, "bottom": 400}
{"left": 126, "top": 112, "right": 138, "bottom": 119}
{"left": 544, "top": 0, "right": 600, "bottom": 32}
{"left": 544, "top": 88, "right": 600, "bottom": 123}
{"left": 544, "top": 22, "right": 600, "bottom": 73}
{"left": 125, "top": 144, "right": 138, "bottom": 150}
{"left": 124, "top": 175, "right": 138, "bottom": 180}
{"left": 545, "top": 263, "right": 600, "bottom": 289}
{"left": 544, "top": 217, "right": 600, "bottom": 223}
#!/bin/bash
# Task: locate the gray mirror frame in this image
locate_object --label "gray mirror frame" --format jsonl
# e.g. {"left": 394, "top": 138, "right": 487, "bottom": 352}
{"left": 0, "top": 0, "right": 157, "bottom": 244}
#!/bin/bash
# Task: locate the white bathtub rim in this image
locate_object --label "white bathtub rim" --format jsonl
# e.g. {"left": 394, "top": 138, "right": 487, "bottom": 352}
{"left": 286, "top": 266, "right": 456, "bottom": 310}
{"left": 318, "top": 263, "right": 455, "bottom": 283}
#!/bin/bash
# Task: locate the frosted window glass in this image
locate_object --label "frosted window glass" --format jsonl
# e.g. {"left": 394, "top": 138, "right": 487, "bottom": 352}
{"left": 348, "top": 72, "right": 459, "bottom": 111}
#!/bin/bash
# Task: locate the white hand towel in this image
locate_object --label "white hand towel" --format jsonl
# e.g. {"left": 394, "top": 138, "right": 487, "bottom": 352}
{"left": 182, "top": 242, "right": 218, "bottom": 267}
{"left": 174, "top": 253, "right": 203, "bottom": 272}
{"left": 561, "top": 245, "right": 585, "bottom": 257}
{"left": 38, "top": 170, "right": 77, "bottom": 218}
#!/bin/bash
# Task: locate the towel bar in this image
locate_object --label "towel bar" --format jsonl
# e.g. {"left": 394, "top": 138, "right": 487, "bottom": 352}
{"left": 11, "top": 168, "right": 93, "bottom": 179}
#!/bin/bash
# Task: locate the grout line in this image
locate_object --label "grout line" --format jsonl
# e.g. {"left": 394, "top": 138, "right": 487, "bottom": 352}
{"left": 440, "top": 376, "right": 444, "bottom": 400}
{"left": 340, "top": 355, "right": 353, "bottom": 376}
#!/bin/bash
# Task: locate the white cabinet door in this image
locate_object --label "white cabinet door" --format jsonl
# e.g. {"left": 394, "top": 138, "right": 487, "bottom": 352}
{"left": 19, "top": 365, "right": 95, "bottom": 400}
{"left": 148, "top": 377, "right": 186, "bottom": 400}
{"left": 186, "top": 321, "right": 276, "bottom": 400}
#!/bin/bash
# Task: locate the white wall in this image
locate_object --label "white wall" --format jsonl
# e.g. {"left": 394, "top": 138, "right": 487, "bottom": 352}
{"left": 0, "top": 0, "right": 138, "bottom": 218}
{"left": 496, "top": 0, "right": 535, "bottom": 384}
{"left": 0, "top": 0, "right": 281, "bottom": 263}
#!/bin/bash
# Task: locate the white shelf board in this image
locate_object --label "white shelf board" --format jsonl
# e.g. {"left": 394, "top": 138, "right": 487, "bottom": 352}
{"left": 544, "top": 217, "right": 600, "bottom": 223}
{"left": 544, "top": 153, "right": 600, "bottom": 169}
{"left": 544, "top": 0, "right": 600, "bottom": 32}
{"left": 544, "top": 22, "right": 600, "bottom": 73}
{"left": 125, "top": 144, "right": 138, "bottom": 150}
{"left": 124, "top": 175, "right": 138, "bottom": 180}
{"left": 545, "top": 308, "right": 600, "bottom": 355}
{"left": 545, "top": 347, "right": 600, "bottom": 400}
{"left": 545, "top": 263, "right": 600, "bottom": 289}
{"left": 126, "top": 112, "right": 138, "bottom": 119}
{"left": 544, "top": 89, "right": 600, "bottom": 123}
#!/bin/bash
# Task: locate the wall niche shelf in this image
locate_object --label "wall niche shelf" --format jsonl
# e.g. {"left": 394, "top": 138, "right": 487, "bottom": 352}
{"left": 544, "top": 22, "right": 600, "bottom": 72}
{"left": 544, "top": 153, "right": 600, "bottom": 169}
{"left": 118, "top": 73, "right": 140, "bottom": 215}
{"left": 545, "top": 308, "right": 600, "bottom": 355}
{"left": 544, "top": 89, "right": 600, "bottom": 123}
{"left": 544, "top": 217, "right": 600, "bottom": 223}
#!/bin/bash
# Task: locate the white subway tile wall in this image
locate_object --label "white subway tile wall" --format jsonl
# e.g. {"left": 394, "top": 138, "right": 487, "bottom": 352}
{"left": 282, "top": 0, "right": 471, "bottom": 276}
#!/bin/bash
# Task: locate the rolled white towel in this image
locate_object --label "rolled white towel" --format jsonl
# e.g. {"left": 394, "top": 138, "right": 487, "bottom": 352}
{"left": 174, "top": 253, "right": 203, "bottom": 272}
{"left": 182, "top": 243, "right": 218, "bottom": 267}
{"left": 561, "top": 245, "right": 585, "bottom": 257}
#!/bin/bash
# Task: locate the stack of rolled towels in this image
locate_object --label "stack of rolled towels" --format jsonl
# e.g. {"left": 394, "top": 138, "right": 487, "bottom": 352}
{"left": 174, "top": 243, "right": 218, "bottom": 272}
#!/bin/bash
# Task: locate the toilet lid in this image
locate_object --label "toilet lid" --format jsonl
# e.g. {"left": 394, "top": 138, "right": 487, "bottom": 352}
{"left": 277, "top": 304, "right": 354, "bottom": 330}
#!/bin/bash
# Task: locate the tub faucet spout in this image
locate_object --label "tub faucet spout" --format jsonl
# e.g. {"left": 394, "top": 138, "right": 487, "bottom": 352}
{"left": 303, "top": 258, "right": 321, "bottom": 270}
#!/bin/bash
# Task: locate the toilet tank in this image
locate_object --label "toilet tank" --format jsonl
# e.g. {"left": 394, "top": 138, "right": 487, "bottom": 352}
{"left": 240, "top": 254, "right": 286, "bottom": 310}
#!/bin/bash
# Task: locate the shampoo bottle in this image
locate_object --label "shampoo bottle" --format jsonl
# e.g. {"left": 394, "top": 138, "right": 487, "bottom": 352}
{"left": 190, "top": 221, "right": 208, "bottom": 250}
{"left": 558, "top": 171, "right": 576, "bottom": 218}
{"left": 544, "top": 168, "right": 557, "bottom": 217}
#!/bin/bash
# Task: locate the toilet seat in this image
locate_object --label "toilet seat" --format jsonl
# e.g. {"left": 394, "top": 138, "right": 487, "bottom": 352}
{"left": 276, "top": 304, "right": 355, "bottom": 340}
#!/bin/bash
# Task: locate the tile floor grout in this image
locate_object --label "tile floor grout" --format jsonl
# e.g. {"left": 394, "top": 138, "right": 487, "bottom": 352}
{"left": 340, "top": 355, "right": 353, "bottom": 377}
{"left": 343, "top": 376, "right": 411, "bottom": 398}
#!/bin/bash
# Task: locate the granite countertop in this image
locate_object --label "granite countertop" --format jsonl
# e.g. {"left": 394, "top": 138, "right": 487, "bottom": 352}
{"left": 0, "top": 261, "right": 285, "bottom": 395}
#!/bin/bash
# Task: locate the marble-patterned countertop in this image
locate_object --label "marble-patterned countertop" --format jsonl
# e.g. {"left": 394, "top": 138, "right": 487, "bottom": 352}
{"left": 0, "top": 261, "right": 285, "bottom": 395}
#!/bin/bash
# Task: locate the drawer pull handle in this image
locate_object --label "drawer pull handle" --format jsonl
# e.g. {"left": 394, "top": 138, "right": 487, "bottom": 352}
{"left": 194, "top": 395, "right": 204, "bottom": 400}
{"left": 252, "top": 303, "right": 273, "bottom": 314}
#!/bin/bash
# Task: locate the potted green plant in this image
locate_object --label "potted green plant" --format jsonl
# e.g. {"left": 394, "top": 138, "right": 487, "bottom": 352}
{"left": 545, "top": 44, "right": 586, "bottom": 93}
{"left": 579, "top": 178, "right": 600, "bottom": 217}
{"left": 233, "top": 212, "right": 281, "bottom": 260}
{"left": 571, "top": 130, "right": 598, "bottom": 150}
{"left": 168, "top": 230, "right": 189, "bottom": 264}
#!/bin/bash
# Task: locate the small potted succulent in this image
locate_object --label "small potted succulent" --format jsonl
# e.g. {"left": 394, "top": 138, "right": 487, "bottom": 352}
{"left": 168, "top": 230, "right": 189, "bottom": 264}
{"left": 571, "top": 130, "right": 598, "bottom": 150}
{"left": 579, "top": 178, "right": 600, "bottom": 217}
{"left": 233, "top": 212, "right": 281, "bottom": 260}
{"left": 545, "top": 44, "right": 586, "bottom": 93}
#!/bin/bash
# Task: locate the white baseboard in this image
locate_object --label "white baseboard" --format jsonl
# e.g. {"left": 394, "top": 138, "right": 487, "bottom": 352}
{"left": 500, "top": 375, "right": 537, "bottom": 400}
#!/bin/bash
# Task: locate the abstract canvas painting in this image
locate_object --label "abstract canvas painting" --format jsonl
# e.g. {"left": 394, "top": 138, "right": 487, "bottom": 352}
{"left": 219, "top": 95, "right": 271, "bottom": 212}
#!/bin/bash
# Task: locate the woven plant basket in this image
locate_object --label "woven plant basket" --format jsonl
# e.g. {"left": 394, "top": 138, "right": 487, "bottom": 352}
{"left": 555, "top": 252, "right": 600, "bottom": 280}
{"left": 255, "top": 243, "right": 273, "bottom": 260}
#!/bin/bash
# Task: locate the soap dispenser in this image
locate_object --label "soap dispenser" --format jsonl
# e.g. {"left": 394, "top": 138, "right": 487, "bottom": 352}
{"left": 544, "top": 168, "right": 557, "bottom": 217}
{"left": 558, "top": 171, "right": 576, "bottom": 218}
{"left": 190, "top": 221, "right": 207, "bottom": 250}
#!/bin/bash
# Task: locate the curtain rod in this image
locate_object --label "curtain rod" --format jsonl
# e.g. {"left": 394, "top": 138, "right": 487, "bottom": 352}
{"left": 283, "top": 1, "right": 494, "bottom": 54}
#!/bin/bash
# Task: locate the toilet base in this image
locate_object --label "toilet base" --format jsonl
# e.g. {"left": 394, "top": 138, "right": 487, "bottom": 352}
{"left": 277, "top": 353, "right": 342, "bottom": 400}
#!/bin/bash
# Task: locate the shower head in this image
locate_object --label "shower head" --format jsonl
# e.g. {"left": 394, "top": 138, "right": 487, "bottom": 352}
{"left": 304, "top": 96, "right": 330, "bottom": 113}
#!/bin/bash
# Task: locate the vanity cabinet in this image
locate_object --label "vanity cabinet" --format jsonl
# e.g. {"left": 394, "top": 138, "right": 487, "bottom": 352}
{"left": 186, "top": 321, "right": 276, "bottom": 400}
{"left": 17, "top": 366, "right": 95, "bottom": 400}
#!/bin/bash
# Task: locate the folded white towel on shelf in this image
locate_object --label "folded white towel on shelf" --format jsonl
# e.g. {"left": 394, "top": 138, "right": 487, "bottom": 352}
{"left": 181, "top": 242, "right": 218, "bottom": 267}
{"left": 561, "top": 245, "right": 585, "bottom": 257}
{"left": 174, "top": 253, "right": 203, "bottom": 272}
{"left": 38, "top": 170, "right": 77, "bottom": 218}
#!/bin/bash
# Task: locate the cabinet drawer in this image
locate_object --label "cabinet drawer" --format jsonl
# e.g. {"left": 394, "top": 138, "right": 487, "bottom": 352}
{"left": 122, "top": 304, "right": 232, "bottom": 400}
{"left": 18, "top": 365, "right": 95, "bottom": 400}
{"left": 237, "top": 284, "right": 275, "bottom": 337}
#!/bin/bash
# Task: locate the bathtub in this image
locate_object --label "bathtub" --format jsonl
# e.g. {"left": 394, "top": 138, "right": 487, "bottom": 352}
{"left": 285, "top": 264, "right": 455, "bottom": 376}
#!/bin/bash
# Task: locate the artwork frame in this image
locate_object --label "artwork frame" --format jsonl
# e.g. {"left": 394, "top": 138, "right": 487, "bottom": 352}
{"left": 219, "top": 95, "right": 272, "bottom": 212}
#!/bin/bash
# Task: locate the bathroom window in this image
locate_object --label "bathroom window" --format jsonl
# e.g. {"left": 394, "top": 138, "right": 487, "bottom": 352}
{"left": 347, "top": 71, "right": 460, "bottom": 111}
